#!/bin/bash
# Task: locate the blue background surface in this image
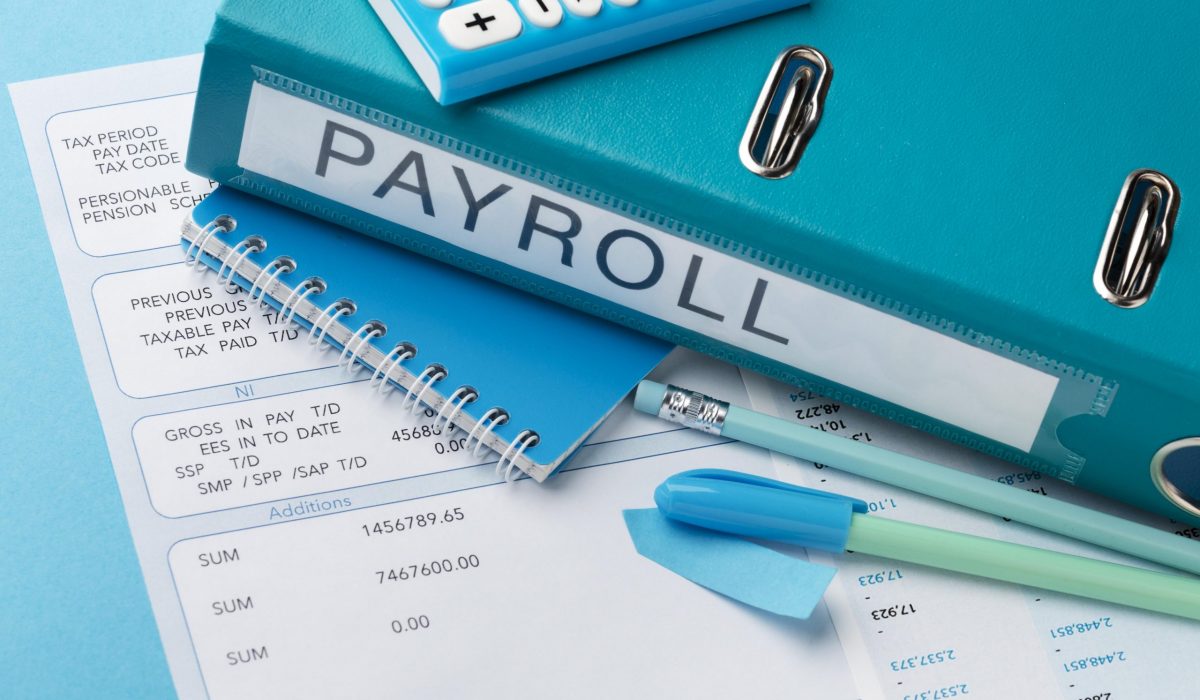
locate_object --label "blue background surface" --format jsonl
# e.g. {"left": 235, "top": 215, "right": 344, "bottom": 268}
{"left": 0, "top": 3, "right": 219, "bottom": 697}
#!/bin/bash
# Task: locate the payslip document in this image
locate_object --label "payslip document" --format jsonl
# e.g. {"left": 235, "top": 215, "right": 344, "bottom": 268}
{"left": 10, "top": 56, "right": 1198, "bottom": 699}
{"left": 9, "top": 57, "right": 851, "bottom": 700}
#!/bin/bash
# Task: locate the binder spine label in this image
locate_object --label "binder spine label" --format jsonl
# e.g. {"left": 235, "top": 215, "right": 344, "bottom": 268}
{"left": 236, "top": 77, "right": 1089, "bottom": 457}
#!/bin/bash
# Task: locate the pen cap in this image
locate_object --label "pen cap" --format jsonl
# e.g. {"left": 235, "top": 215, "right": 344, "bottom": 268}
{"left": 654, "top": 469, "right": 868, "bottom": 553}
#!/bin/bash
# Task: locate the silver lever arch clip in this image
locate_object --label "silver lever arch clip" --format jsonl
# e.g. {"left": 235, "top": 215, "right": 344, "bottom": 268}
{"left": 739, "top": 46, "right": 832, "bottom": 179}
{"left": 1094, "top": 169, "right": 1180, "bottom": 308}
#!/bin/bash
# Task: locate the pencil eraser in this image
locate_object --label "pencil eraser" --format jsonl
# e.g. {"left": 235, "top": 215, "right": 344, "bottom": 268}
{"left": 634, "top": 380, "right": 667, "bottom": 415}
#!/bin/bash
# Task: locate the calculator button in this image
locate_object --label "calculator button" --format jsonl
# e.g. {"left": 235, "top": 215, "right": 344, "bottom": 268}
{"left": 438, "top": 0, "right": 523, "bottom": 51}
{"left": 518, "top": 0, "right": 563, "bottom": 28}
{"left": 418, "top": 0, "right": 452, "bottom": 8}
{"left": 562, "top": 0, "right": 602, "bottom": 18}
{"left": 607, "top": 0, "right": 639, "bottom": 5}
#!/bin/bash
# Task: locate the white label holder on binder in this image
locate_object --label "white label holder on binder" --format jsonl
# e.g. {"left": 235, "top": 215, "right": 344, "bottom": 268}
{"left": 237, "top": 79, "right": 1064, "bottom": 455}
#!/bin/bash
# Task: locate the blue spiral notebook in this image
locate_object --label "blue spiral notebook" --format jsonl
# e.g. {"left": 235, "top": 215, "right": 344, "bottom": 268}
{"left": 182, "top": 187, "right": 670, "bottom": 481}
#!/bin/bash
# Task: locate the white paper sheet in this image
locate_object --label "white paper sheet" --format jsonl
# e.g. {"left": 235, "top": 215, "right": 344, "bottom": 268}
{"left": 741, "top": 370, "right": 1199, "bottom": 700}
{"left": 10, "top": 57, "right": 856, "bottom": 700}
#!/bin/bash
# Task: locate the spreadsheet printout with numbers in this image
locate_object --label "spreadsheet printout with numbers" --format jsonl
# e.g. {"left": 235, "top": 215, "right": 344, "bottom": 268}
{"left": 10, "top": 55, "right": 854, "bottom": 700}
{"left": 740, "top": 372, "right": 1199, "bottom": 700}
{"left": 10, "top": 55, "right": 1197, "bottom": 700}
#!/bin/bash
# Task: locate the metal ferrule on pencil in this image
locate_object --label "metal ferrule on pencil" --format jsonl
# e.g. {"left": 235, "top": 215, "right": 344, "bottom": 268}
{"left": 657, "top": 385, "right": 729, "bottom": 436}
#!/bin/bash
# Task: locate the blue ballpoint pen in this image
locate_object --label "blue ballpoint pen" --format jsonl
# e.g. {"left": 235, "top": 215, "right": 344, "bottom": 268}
{"left": 635, "top": 381, "right": 1200, "bottom": 576}
{"left": 656, "top": 469, "right": 1200, "bottom": 621}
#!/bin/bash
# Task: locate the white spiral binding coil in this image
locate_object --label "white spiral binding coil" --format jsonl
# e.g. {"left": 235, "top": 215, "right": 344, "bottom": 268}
{"left": 466, "top": 408, "right": 507, "bottom": 457}
{"left": 218, "top": 238, "right": 263, "bottom": 292}
{"left": 307, "top": 300, "right": 353, "bottom": 348}
{"left": 496, "top": 430, "right": 538, "bottom": 482}
{"left": 247, "top": 258, "right": 293, "bottom": 307}
{"left": 338, "top": 322, "right": 384, "bottom": 374}
{"left": 371, "top": 343, "right": 416, "bottom": 395}
{"left": 184, "top": 217, "right": 231, "bottom": 268}
{"left": 187, "top": 215, "right": 544, "bottom": 481}
{"left": 409, "top": 365, "right": 447, "bottom": 415}
{"left": 434, "top": 386, "right": 477, "bottom": 432}
{"left": 401, "top": 365, "right": 442, "bottom": 412}
{"left": 280, "top": 278, "right": 322, "bottom": 327}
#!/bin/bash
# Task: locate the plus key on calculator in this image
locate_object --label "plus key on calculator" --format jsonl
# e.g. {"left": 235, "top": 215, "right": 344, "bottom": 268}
{"left": 368, "top": 0, "right": 811, "bottom": 104}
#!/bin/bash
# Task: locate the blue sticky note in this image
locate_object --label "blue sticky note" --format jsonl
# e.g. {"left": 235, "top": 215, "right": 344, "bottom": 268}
{"left": 623, "top": 508, "right": 836, "bottom": 619}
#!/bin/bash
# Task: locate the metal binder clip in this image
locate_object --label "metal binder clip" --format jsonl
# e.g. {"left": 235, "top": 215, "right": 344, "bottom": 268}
{"left": 1151, "top": 437, "right": 1200, "bottom": 518}
{"left": 1093, "top": 169, "right": 1180, "bottom": 308}
{"left": 739, "top": 46, "right": 832, "bottom": 179}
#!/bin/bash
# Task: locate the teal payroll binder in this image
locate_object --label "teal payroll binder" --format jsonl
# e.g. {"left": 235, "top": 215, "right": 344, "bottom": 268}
{"left": 183, "top": 187, "right": 669, "bottom": 481}
{"left": 187, "top": 0, "right": 1200, "bottom": 524}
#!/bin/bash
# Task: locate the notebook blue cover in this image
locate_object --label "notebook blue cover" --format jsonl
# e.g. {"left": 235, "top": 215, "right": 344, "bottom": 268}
{"left": 183, "top": 187, "right": 670, "bottom": 480}
{"left": 185, "top": 0, "right": 1200, "bottom": 525}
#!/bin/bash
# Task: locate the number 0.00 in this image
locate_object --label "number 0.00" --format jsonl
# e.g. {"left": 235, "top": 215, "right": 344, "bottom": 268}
{"left": 434, "top": 438, "right": 468, "bottom": 455}
{"left": 391, "top": 615, "right": 431, "bottom": 634}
